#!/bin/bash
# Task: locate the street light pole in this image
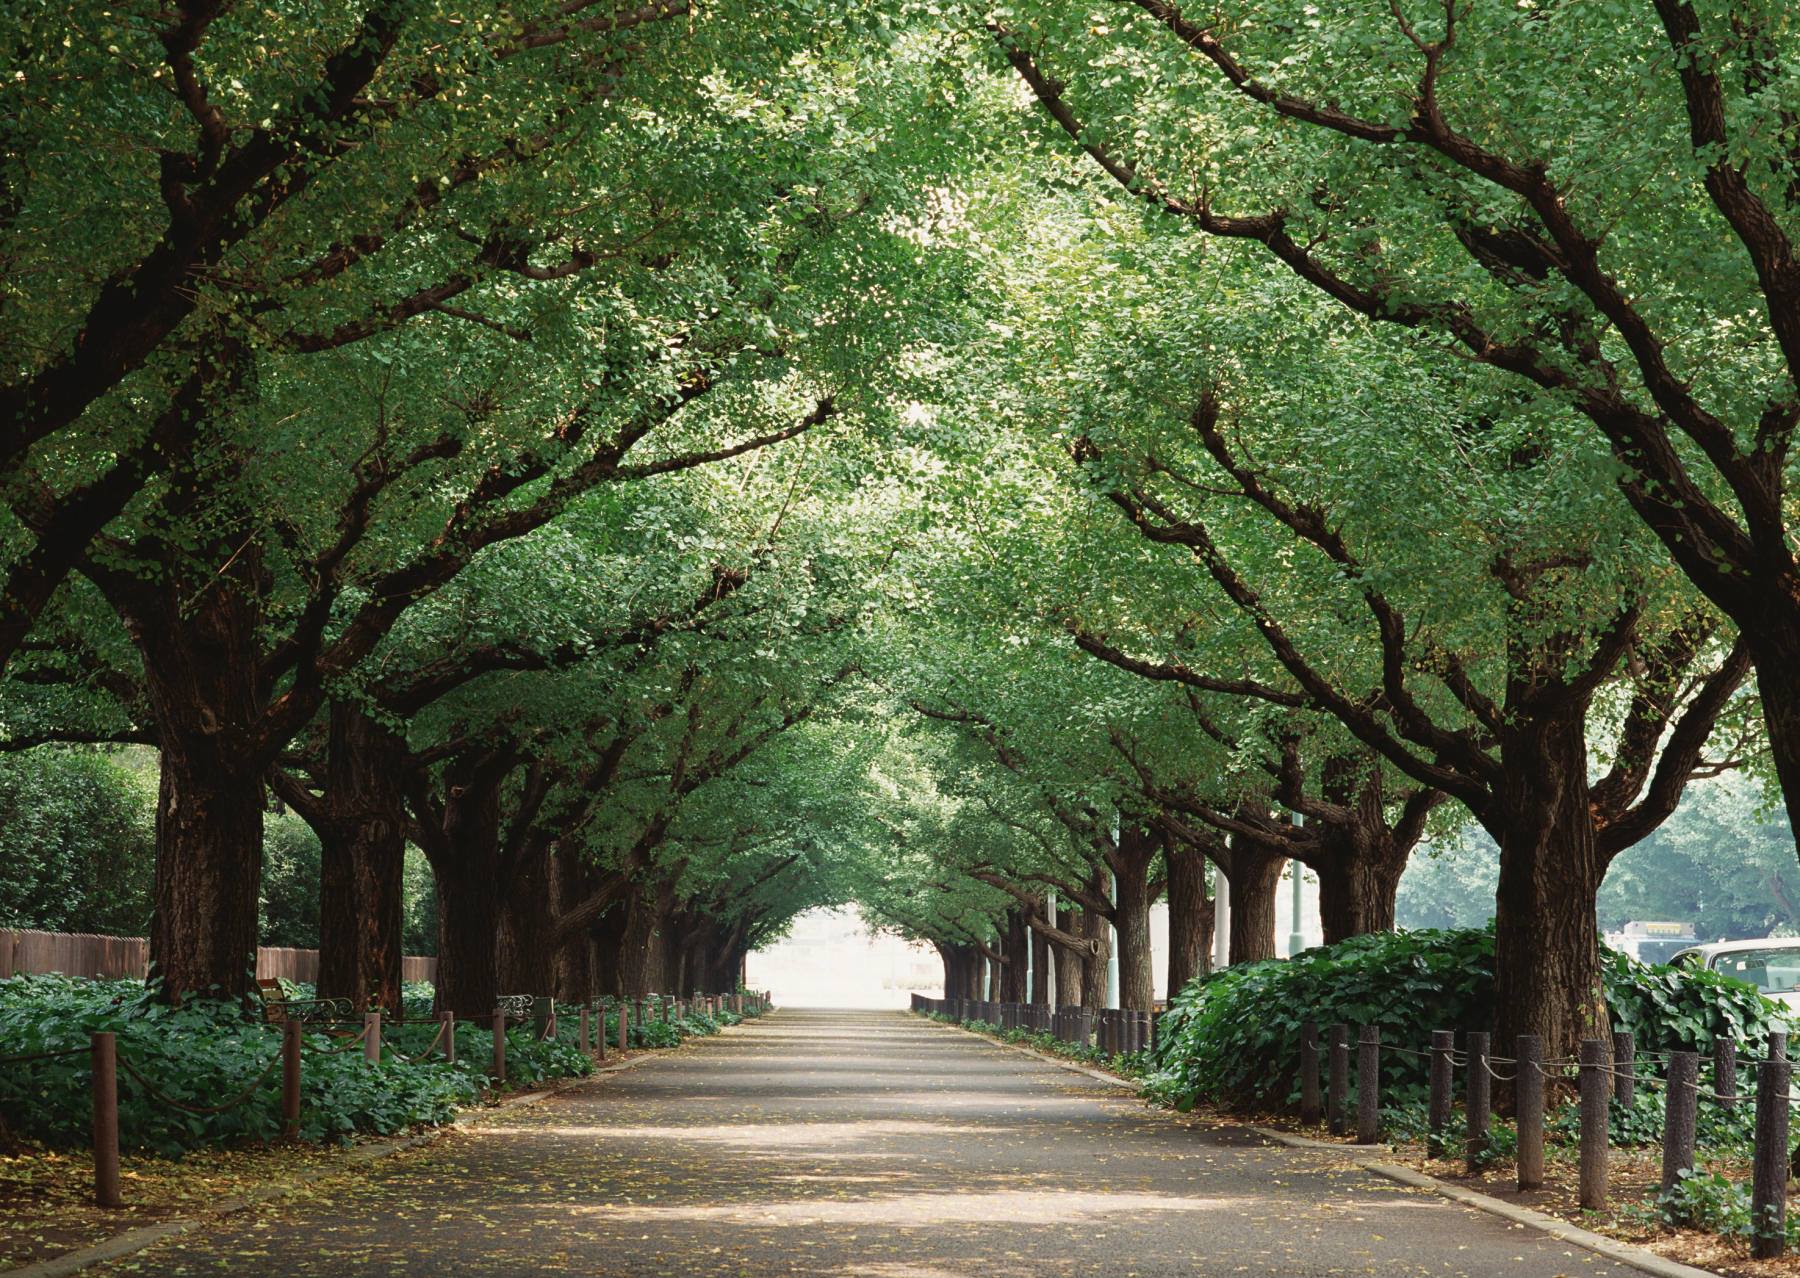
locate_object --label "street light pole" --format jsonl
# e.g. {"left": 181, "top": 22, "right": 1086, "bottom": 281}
{"left": 1287, "top": 813, "right": 1307, "bottom": 959}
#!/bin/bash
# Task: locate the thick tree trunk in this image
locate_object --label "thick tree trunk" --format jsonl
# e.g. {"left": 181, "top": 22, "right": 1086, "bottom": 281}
{"left": 1001, "top": 911, "right": 1030, "bottom": 1003}
{"left": 1113, "top": 826, "right": 1158, "bottom": 1012}
{"left": 1081, "top": 898, "right": 1111, "bottom": 1008}
{"left": 133, "top": 571, "right": 267, "bottom": 1004}
{"left": 1225, "top": 845, "right": 1284, "bottom": 965}
{"left": 314, "top": 702, "right": 408, "bottom": 1015}
{"left": 1165, "top": 841, "right": 1213, "bottom": 995}
{"left": 423, "top": 753, "right": 510, "bottom": 1019}
{"left": 1054, "top": 906, "right": 1086, "bottom": 1007}
{"left": 1312, "top": 837, "right": 1406, "bottom": 944}
{"left": 1490, "top": 711, "right": 1610, "bottom": 1065}
{"left": 617, "top": 889, "right": 673, "bottom": 997}
{"left": 549, "top": 853, "right": 596, "bottom": 1003}
{"left": 1029, "top": 895, "right": 1051, "bottom": 1004}
{"left": 594, "top": 902, "right": 626, "bottom": 996}
{"left": 1748, "top": 630, "right": 1800, "bottom": 870}
{"left": 496, "top": 850, "right": 553, "bottom": 997}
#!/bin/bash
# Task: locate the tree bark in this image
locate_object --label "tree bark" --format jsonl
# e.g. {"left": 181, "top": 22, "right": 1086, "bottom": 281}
{"left": 1001, "top": 910, "right": 1030, "bottom": 1002}
{"left": 1054, "top": 906, "right": 1087, "bottom": 1007}
{"left": 1224, "top": 842, "right": 1284, "bottom": 965}
{"left": 496, "top": 849, "right": 554, "bottom": 997}
{"left": 133, "top": 565, "right": 267, "bottom": 1004}
{"left": 1081, "top": 887, "right": 1112, "bottom": 1008}
{"left": 1312, "top": 839, "right": 1406, "bottom": 944}
{"left": 421, "top": 750, "right": 512, "bottom": 1018}
{"left": 1489, "top": 710, "right": 1611, "bottom": 1065}
{"left": 1029, "top": 895, "right": 1052, "bottom": 1004}
{"left": 1112, "top": 825, "right": 1158, "bottom": 1012}
{"left": 1165, "top": 840, "right": 1213, "bottom": 995}
{"left": 312, "top": 701, "right": 408, "bottom": 1015}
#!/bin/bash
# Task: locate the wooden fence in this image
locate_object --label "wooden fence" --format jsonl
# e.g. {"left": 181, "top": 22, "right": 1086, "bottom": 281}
{"left": 0, "top": 929, "right": 437, "bottom": 984}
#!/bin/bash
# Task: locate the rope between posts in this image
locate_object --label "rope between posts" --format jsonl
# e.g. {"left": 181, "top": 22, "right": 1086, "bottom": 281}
{"left": 380, "top": 1019, "right": 450, "bottom": 1064}
{"left": 1480, "top": 1058, "right": 1517, "bottom": 1083}
{"left": 312, "top": 1024, "right": 374, "bottom": 1056}
{"left": 0, "top": 1046, "right": 89, "bottom": 1065}
{"left": 117, "top": 1049, "right": 283, "bottom": 1116}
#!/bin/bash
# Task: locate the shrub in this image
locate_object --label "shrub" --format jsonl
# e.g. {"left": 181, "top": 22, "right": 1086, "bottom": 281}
{"left": 1144, "top": 926, "right": 1790, "bottom": 1114}
{"left": 0, "top": 975, "right": 592, "bottom": 1155}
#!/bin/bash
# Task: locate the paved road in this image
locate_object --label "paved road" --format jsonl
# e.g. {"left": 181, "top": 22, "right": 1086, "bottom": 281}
{"left": 102, "top": 1009, "right": 1648, "bottom": 1276}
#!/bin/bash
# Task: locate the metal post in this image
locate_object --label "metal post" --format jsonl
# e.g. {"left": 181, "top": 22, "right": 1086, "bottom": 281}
{"left": 1427, "top": 1030, "right": 1453, "bottom": 1158}
{"left": 1356, "top": 1026, "right": 1381, "bottom": 1144}
{"left": 1714, "top": 1038, "right": 1738, "bottom": 1110}
{"left": 1286, "top": 854, "right": 1306, "bottom": 959}
{"left": 1752, "top": 1034, "right": 1791, "bottom": 1259}
{"left": 1516, "top": 1035, "right": 1544, "bottom": 1191}
{"left": 440, "top": 1011, "right": 456, "bottom": 1065}
{"left": 363, "top": 1011, "right": 381, "bottom": 1066}
{"left": 491, "top": 1010, "right": 507, "bottom": 1081}
{"left": 1300, "top": 1022, "right": 1322, "bottom": 1125}
{"left": 1465, "top": 1031, "right": 1491, "bottom": 1171}
{"left": 91, "top": 1031, "right": 120, "bottom": 1208}
{"left": 1661, "top": 1050, "right": 1698, "bottom": 1201}
{"left": 1327, "top": 1024, "right": 1349, "bottom": 1136}
{"left": 282, "top": 1019, "right": 302, "bottom": 1140}
{"left": 1612, "top": 1030, "right": 1635, "bottom": 1106}
{"left": 1578, "top": 1038, "right": 1608, "bottom": 1211}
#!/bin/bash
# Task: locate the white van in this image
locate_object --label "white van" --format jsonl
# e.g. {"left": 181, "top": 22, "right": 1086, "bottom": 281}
{"left": 1670, "top": 939, "right": 1800, "bottom": 1010}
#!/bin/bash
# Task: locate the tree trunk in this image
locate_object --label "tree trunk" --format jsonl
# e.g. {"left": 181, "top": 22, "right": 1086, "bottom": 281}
{"left": 1490, "top": 710, "right": 1611, "bottom": 1065}
{"left": 496, "top": 849, "right": 554, "bottom": 997}
{"left": 1112, "top": 825, "right": 1158, "bottom": 1012}
{"left": 1165, "top": 840, "right": 1213, "bottom": 995}
{"left": 423, "top": 752, "right": 511, "bottom": 1018}
{"left": 132, "top": 567, "right": 267, "bottom": 1004}
{"left": 1029, "top": 895, "right": 1051, "bottom": 1005}
{"left": 1225, "top": 844, "right": 1284, "bottom": 965}
{"left": 1001, "top": 911, "right": 1030, "bottom": 1002}
{"left": 1081, "top": 897, "right": 1111, "bottom": 1008}
{"left": 1312, "top": 836, "right": 1406, "bottom": 944}
{"left": 549, "top": 853, "right": 596, "bottom": 1003}
{"left": 314, "top": 701, "right": 408, "bottom": 1016}
{"left": 617, "top": 888, "right": 673, "bottom": 997}
{"left": 1748, "top": 628, "right": 1800, "bottom": 872}
{"left": 1054, "top": 906, "right": 1086, "bottom": 1006}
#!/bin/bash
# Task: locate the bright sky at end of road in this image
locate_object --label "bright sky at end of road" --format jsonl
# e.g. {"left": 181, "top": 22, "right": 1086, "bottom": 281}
{"left": 746, "top": 907, "right": 940, "bottom": 1008}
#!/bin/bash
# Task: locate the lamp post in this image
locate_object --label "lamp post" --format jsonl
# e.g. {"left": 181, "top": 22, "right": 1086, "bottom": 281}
{"left": 1287, "top": 813, "right": 1307, "bottom": 958}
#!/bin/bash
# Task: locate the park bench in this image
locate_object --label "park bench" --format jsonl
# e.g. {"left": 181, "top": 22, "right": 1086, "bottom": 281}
{"left": 254, "top": 977, "right": 355, "bottom": 1025}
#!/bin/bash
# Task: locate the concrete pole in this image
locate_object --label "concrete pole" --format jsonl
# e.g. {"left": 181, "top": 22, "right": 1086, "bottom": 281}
{"left": 1044, "top": 891, "right": 1057, "bottom": 1005}
{"left": 1213, "top": 870, "right": 1232, "bottom": 970}
{"left": 1106, "top": 857, "right": 1120, "bottom": 1010}
{"left": 1286, "top": 812, "right": 1307, "bottom": 957}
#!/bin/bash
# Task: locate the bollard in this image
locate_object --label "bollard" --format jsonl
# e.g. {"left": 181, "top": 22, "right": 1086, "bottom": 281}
{"left": 1661, "top": 1050, "right": 1698, "bottom": 1202}
{"left": 596, "top": 1006, "right": 608, "bottom": 1061}
{"left": 491, "top": 1010, "right": 507, "bottom": 1081}
{"left": 1327, "top": 1024, "right": 1350, "bottom": 1136}
{"left": 579, "top": 1006, "right": 590, "bottom": 1055}
{"left": 1300, "top": 1022, "right": 1322, "bottom": 1125}
{"left": 364, "top": 1011, "right": 382, "bottom": 1066}
{"left": 91, "top": 1031, "right": 120, "bottom": 1208}
{"left": 440, "top": 1010, "right": 456, "bottom": 1065}
{"left": 1465, "top": 1031, "right": 1491, "bottom": 1170}
{"left": 1426, "top": 1030, "right": 1453, "bottom": 1158}
{"left": 1578, "top": 1038, "right": 1608, "bottom": 1210}
{"left": 282, "top": 1019, "right": 302, "bottom": 1140}
{"left": 1714, "top": 1038, "right": 1738, "bottom": 1110}
{"left": 1612, "top": 1030, "right": 1635, "bottom": 1106}
{"left": 1516, "top": 1035, "right": 1544, "bottom": 1191}
{"left": 618, "top": 1003, "right": 630, "bottom": 1052}
{"left": 1356, "top": 1026, "right": 1381, "bottom": 1144}
{"left": 1752, "top": 1035, "right": 1791, "bottom": 1259}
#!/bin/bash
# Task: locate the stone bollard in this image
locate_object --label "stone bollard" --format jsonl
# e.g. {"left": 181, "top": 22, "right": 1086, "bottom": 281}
{"left": 1661, "top": 1050, "right": 1699, "bottom": 1202}
{"left": 618, "top": 1003, "right": 630, "bottom": 1052}
{"left": 1356, "top": 1026, "right": 1381, "bottom": 1144}
{"left": 364, "top": 1011, "right": 382, "bottom": 1065}
{"left": 1752, "top": 1034, "right": 1791, "bottom": 1259}
{"left": 1578, "top": 1038, "right": 1608, "bottom": 1210}
{"left": 1465, "top": 1031, "right": 1491, "bottom": 1170}
{"left": 1612, "top": 1031, "right": 1635, "bottom": 1106}
{"left": 440, "top": 1011, "right": 456, "bottom": 1065}
{"left": 1426, "top": 1030, "right": 1453, "bottom": 1158}
{"left": 1516, "top": 1035, "right": 1544, "bottom": 1191}
{"left": 1327, "top": 1024, "right": 1350, "bottom": 1136}
{"left": 492, "top": 1010, "right": 507, "bottom": 1081}
{"left": 1714, "top": 1038, "right": 1738, "bottom": 1110}
{"left": 579, "top": 1006, "right": 590, "bottom": 1055}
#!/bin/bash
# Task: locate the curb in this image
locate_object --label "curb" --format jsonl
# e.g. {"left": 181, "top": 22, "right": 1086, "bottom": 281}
{"left": 916, "top": 1015, "right": 1718, "bottom": 1278}
{"left": 1247, "top": 1126, "right": 1721, "bottom": 1278}
{"left": 3, "top": 1016, "right": 768, "bottom": 1278}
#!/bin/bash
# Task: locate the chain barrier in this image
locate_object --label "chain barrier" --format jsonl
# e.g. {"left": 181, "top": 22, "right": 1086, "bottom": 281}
{"left": 116, "top": 1048, "right": 284, "bottom": 1117}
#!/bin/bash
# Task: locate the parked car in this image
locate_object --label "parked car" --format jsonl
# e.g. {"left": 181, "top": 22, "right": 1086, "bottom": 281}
{"left": 1670, "top": 939, "right": 1800, "bottom": 1009}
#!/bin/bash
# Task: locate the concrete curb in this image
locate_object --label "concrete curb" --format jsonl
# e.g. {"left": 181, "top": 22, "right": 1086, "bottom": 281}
{"left": 2, "top": 1016, "right": 767, "bottom": 1278}
{"left": 918, "top": 1015, "right": 1718, "bottom": 1278}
